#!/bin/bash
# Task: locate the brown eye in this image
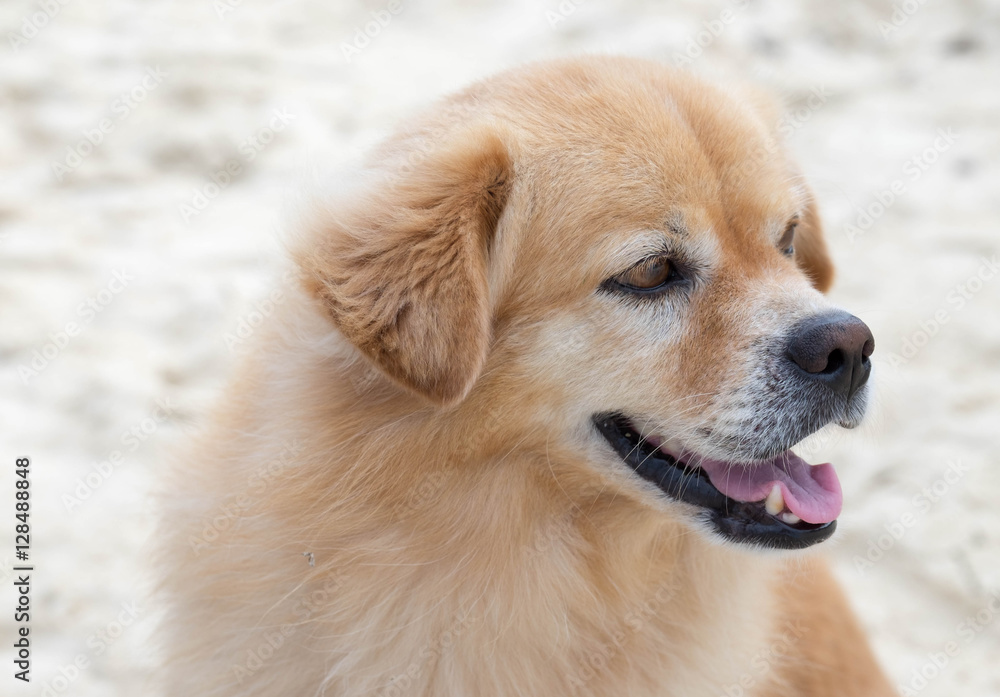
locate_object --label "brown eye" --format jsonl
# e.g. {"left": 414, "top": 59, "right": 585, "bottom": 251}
{"left": 612, "top": 256, "right": 677, "bottom": 292}
{"left": 779, "top": 220, "right": 797, "bottom": 256}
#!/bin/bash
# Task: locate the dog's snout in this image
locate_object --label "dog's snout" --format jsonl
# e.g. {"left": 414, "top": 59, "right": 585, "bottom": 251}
{"left": 786, "top": 311, "right": 875, "bottom": 400}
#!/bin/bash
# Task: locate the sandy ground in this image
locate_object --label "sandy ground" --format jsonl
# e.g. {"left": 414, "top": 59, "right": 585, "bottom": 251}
{"left": 1, "top": 0, "right": 998, "bottom": 695}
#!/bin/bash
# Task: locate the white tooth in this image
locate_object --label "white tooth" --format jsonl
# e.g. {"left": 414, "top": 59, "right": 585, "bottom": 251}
{"left": 635, "top": 425, "right": 684, "bottom": 454}
{"left": 637, "top": 425, "right": 662, "bottom": 444}
{"left": 661, "top": 438, "right": 685, "bottom": 453}
{"left": 780, "top": 512, "right": 801, "bottom": 525}
{"left": 765, "top": 484, "right": 784, "bottom": 516}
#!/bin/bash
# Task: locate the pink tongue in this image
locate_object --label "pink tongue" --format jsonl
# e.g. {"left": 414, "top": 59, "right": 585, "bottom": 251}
{"left": 685, "top": 450, "right": 842, "bottom": 525}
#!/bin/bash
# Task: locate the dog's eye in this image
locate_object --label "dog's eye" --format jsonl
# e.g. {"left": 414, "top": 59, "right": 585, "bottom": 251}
{"left": 607, "top": 256, "right": 681, "bottom": 294}
{"left": 779, "top": 220, "right": 797, "bottom": 256}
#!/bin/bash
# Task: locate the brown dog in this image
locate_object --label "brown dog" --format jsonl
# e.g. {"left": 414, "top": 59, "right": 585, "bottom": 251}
{"left": 158, "top": 56, "right": 895, "bottom": 696}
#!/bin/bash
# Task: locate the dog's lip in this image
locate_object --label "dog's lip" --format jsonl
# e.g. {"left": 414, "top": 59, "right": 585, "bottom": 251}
{"left": 592, "top": 413, "right": 838, "bottom": 550}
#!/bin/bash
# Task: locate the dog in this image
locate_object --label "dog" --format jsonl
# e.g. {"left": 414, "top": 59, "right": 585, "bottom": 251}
{"left": 157, "top": 56, "right": 895, "bottom": 696}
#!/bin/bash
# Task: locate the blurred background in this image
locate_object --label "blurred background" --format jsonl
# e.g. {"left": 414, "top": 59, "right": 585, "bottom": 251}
{"left": 1, "top": 1, "right": 998, "bottom": 695}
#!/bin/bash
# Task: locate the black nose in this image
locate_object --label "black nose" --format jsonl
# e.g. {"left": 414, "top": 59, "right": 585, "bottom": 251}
{"left": 786, "top": 311, "right": 875, "bottom": 401}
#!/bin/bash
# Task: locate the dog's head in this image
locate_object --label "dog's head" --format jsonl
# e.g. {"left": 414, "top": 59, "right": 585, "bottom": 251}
{"left": 299, "top": 57, "right": 873, "bottom": 550}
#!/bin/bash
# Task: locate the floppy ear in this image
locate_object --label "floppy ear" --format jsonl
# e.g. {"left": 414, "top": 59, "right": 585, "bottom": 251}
{"left": 795, "top": 186, "right": 834, "bottom": 294}
{"left": 297, "top": 126, "right": 512, "bottom": 405}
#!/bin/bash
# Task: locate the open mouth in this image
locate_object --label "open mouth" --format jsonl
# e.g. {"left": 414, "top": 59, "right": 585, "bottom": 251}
{"left": 592, "top": 413, "right": 841, "bottom": 549}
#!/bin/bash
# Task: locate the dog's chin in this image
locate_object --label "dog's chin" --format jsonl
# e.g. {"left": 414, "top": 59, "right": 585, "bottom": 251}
{"left": 592, "top": 413, "right": 845, "bottom": 550}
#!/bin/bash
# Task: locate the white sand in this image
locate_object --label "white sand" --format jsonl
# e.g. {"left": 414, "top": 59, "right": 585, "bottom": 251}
{"left": 1, "top": 0, "right": 998, "bottom": 695}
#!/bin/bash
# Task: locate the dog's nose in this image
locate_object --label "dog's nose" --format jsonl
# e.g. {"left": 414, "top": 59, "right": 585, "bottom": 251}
{"left": 786, "top": 311, "right": 874, "bottom": 401}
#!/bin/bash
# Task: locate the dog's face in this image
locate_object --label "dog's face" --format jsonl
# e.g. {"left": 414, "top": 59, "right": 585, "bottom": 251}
{"left": 300, "top": 58, "right": 873, "bottom": 551}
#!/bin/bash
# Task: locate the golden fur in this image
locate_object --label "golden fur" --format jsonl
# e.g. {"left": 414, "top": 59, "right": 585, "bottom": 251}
{"left": 157, "top": 56, "right": 894, "bottom": 696}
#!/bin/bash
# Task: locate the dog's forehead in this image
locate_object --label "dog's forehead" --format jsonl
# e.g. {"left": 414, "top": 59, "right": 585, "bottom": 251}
{"left": 512, "top": 81, "right": 797, "bottom": 257}
{"left": 467, "top": 59, "right": 809, "bottom": 303}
